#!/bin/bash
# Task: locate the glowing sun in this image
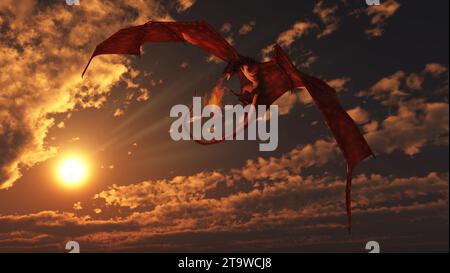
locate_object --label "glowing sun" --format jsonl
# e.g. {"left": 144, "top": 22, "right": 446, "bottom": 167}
{"left": 57, "top": 156, "right": 89, "bottom": 188}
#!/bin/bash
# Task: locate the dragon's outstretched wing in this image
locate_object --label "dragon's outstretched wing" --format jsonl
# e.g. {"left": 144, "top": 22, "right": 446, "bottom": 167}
{"left": 255, "top": 45, "right": 374, "bottom": 231}
{"left": 82, "top": 20, "right": 240, "bottom": 77}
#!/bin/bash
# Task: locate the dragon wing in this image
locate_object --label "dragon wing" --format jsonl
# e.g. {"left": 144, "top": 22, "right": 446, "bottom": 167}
{"left": 256, "top": 45, "right": 374, "bottom": 232}
{"left": 82, "top": 20, "right": 240, "bottom": 77}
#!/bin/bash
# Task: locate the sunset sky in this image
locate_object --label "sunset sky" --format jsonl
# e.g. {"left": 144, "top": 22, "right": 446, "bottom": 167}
{"left": 0, "top": 0, "right": 448, "bottom": 252}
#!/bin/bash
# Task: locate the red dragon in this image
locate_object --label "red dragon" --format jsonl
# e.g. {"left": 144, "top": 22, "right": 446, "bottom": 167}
{"left": 82, "top": 20, "right": 374, "bottom": 232}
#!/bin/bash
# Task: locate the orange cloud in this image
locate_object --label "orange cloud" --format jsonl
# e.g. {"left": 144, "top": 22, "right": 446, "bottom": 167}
{"left": 238, "top": 21, "right": 256, "bottom": 35}
{"left": 276, "top": 22, "right": 317, "bottom": 48}
{"left": 365, "top": 99, "right": 448, "bottom": 155}
{"left": 357, "top": 64, "right": 448, "bottom": 105}
{"left": 365, "top": 0, "right": 401, "bottom": 37}
{"left": 0, "top": 166, "right": 447, "bottom": 251}
{"left": 424, "top": 63, "right": 448, "bottom": 77}
{"left": 326, "top": 77, "right": 350, "bottom": 92}
{"left": 220, "top": 23, "right": 232, "bottom": 33}
{"left": 347, "top": 107, "right": 370, "bottom": 125}
{"left": 313, "top": 0, "right": 340, "bottom": 38}
{"left": 176, "top": 0, "right": 196, "bottom": 12}
{"left": 406, "top": 73, "right": 424, "bottom": 90}
{"left": 0, "top": 0, "right": 171, "bottom": 189}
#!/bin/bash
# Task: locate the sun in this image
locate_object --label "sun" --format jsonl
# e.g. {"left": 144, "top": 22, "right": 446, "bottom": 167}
{"left": 57, "top": 156, "right": 89, "bottom": 188}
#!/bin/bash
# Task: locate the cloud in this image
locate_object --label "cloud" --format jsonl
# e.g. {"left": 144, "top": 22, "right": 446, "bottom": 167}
{"left": 0, "top": 165, "right": 447, "bottom": 251}
{"left": 326, "top": 77, "right": 350, "bottom": 92}
{"left": 347, "top": 107, "right": 370, "bottom": 125}
{"left": 406, "top": 73, "right": 424, "bottom": 90}
{"left": 136, "top": 88, "right": 150, "bottom": 102}
{"left": 0, "top": 0, "right": 171, "bottom": 189}
{"left": 206, "top": 55, "right": 224, "bottom": 63}
{"left": 357, "top": 63, "right": 448, "bottom": 105}
{"left": 365, "top": 99, "right": 449, "bottom": 155}
{"left": 113, "top": 108, "right": 125, "bottom": 118}
{"left": 358, "top": 70, "right": 406, "bottom": 104}
{"left": 356, "top": 64, "right": 449, "bottom": 155}
{"left": 300, "top": 53, "right": 318, "bottom": 69}
{"left": 179, "top": 61, "right": 189, "bottom": 69}
{"left": 176, "top": 0, "right": 196, "bottom": 12}
{"left": 56, "top": 122, "right": 65, "bottom": 129}
{"left": 276, "top": 22, "right": 317, "bottom": 48}
{"left": 364, "top": 0, "right": 401, "bottom": 37}
{"left": 0, "top": 117, "right": 447, "bottom": 251}
{"left": 93, "top": 208, "right": 102, "bottom": 214}
{"left": 73, "top": 202, "right": 83, "bottom": 211}
{"left": 260, "top": 21, "right": 317, "bottom": 63}
{"left": 313, "top": 0, "right": 340, "bottom": 38}
{"left": 220, "top": 23, "right": 232, "bottom": 33}
{"left": 261, "top": 2, "right": 342, "bottom": 62}
{"left": 238, "top": 21, "right": 256, "bottom": 35}
{"left": 424, "top": 63, "right": 448, "bottom": 77}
